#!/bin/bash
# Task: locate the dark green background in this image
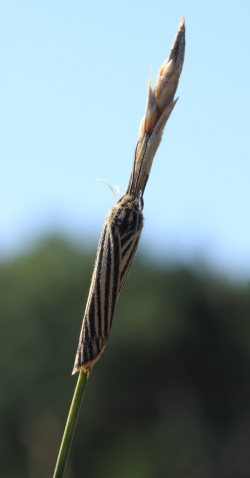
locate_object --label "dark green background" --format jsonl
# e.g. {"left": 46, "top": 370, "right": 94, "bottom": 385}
{"left": 1, "top": 237, "right": 250, "bottom": 477}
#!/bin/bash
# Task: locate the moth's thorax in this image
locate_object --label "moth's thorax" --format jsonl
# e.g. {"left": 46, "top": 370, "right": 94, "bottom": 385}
{"left": 107, "top": 194, "right": 144, "bottom": 234}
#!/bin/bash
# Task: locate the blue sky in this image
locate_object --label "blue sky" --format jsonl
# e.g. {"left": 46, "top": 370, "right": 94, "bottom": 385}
{"left": 0, "top": 1, "right": 249, "bottom": 278}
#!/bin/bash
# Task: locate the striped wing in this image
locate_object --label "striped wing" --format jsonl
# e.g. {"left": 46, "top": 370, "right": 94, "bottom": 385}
{"left": 72, "top": 195, "right": 143, "bottom": 374}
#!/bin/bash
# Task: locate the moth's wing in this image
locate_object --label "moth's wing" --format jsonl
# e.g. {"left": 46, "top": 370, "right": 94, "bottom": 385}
{"left": 117, "top": 228, "right": 142, "bottom": 298}
{"left": 72, "top": 222, "right": 121, "bottom": 373}
{"left": 73, "top": 202, "right": 143, "bottom": 374}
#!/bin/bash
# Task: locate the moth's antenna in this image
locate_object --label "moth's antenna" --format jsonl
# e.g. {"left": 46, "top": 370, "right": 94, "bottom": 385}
{"left": 114, "top": 184, "right": 122, "bottom": 198}
{"left": 96, "top": 179, "right": 119, "bottom": 201}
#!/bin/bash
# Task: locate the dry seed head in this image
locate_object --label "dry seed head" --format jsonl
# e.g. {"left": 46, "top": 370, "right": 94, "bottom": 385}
{"left": 144, "top": 16, "right": 185, "bottom": 135}
{"left": 128, "top": 17, "right": 185, "bottom": 199}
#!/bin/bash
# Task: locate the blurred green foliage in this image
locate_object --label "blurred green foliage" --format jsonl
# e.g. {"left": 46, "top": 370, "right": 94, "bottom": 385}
{"left": 1, "top": 237, "right": 250, "bottom": 477}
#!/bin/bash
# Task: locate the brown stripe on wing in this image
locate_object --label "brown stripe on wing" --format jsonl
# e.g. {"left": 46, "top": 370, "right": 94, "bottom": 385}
{"left": 109, "top": 222, "right": 121, "bottom": 326}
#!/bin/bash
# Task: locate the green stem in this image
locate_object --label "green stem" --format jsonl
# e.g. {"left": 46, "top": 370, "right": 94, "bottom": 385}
{"left": 53, "top": 370, "right": 89, "bottom": 478}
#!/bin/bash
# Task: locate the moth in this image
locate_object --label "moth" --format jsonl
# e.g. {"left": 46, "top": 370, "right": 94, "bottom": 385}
{"left": 73, "top": 18, "right": 185, "bottom": 375}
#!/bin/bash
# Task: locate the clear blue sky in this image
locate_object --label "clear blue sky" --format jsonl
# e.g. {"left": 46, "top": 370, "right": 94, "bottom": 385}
{"left": 1, "top": 1, "right": 249, "bottom": 278}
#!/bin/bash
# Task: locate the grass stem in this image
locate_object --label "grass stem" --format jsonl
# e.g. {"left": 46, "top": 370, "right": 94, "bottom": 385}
{"left": 53, "top": 370, "right": 89, "bottom": 478}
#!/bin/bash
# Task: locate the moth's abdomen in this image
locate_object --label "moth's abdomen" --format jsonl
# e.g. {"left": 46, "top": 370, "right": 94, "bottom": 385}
{"left": 72, "top": 196, "right": 143, "bottom": 374}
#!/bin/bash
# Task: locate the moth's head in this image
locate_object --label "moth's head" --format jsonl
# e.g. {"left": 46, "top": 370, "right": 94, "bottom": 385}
{"left": 117, "top": 193, "right": 143, "bottom": 211}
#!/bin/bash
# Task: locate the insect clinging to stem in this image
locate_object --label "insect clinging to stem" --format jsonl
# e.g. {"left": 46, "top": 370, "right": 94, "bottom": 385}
{"left": 72, "top": 18, "right": 185, "bottom": 375}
